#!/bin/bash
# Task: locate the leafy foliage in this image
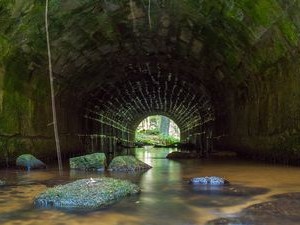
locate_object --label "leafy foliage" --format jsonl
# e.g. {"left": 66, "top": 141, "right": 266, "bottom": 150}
{"left": 135, "top": 115, "right": 180, "bottom": 146}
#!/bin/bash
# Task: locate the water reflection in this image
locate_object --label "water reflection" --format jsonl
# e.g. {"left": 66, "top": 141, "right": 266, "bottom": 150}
{"left": 0, "top": 148, "right": 300, "bottom": 225}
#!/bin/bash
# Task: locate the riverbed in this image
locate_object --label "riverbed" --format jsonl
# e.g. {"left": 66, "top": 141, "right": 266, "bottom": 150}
{"left": 0, "top": 148, "right": 300, "bottom": 225}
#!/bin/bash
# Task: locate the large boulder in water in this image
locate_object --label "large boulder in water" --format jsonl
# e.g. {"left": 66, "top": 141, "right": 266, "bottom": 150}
{"left": 206, "top": 192, "right": 300, "bottom": 225}
{"left": 69, "top": 153, "right": 107, "bottom": 171}
{"left": 189, "top": 176, "right": 229, "bottom": 185}
{"left": 166, "top": 151, "right": 199, "bottom": 159}
{"left": 108, "top": 155, "right": 152, "bottom": 171}
{"left": 16, "top": 154, "right": 46, "bottom": 170}
{"left": 34, "top": 177, "right": 140, "bottom": 209}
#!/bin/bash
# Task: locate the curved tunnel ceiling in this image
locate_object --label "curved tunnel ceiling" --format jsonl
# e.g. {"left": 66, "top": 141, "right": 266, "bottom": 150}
{"left": 84, "top": 62, "right": 215, "bottom": 133}
{"left": 2, "top": 0, "right": 298, "bottom": 103}
{"left": 43, "top": 0, "right": 299, "bottom": 140}
{"left": 47, "top": 0, "right": 298, "bottom": 82}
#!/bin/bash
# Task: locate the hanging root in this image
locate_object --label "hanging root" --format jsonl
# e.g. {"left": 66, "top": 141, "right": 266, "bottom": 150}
{"left": 45, "top": 0, "right": 63, "bottom": 174}
{"left": 148, "top": 0, "right": 152, "bottom": 30}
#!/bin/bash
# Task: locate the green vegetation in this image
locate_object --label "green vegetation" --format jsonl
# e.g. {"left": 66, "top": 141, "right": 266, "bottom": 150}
{"left": 34, "top": 177, "right": 140, "bottom": 209}
{"left": 135, "top": 115, "right": 180, "bottom": 146}
{"left": 69, "top": 153, "right": 107, "bottom": 171}
{"left": 108, "top": 155, "right": 152, "bottom": 171}
{"left": 16, "top": 154, "right": 46, "bottom": 170}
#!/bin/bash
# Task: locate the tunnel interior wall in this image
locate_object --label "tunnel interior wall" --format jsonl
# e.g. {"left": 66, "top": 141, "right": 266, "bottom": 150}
{"left": 0, "top": 51, "right": 83, "bottom": 166}
{"left": 0, "top": 53, "right": 53, "bottom": 165}
{"left": 216, "top": 55, "right": 300, "bottom": 164}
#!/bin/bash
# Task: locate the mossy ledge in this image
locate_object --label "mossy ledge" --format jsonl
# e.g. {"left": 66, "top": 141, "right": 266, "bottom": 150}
{"left": 34, "top": 177, "right": 140, "bottom": 209}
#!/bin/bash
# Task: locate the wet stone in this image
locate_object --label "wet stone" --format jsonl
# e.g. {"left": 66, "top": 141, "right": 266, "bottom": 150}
{"left": 16, "top": 154, "right": 46, "bottom": 170}
{"left": 185, "top": 184, "right": 269, "bottom": 208}
{"left": 69, "top": 153, "right": 107, "bottom": 171}
{"left": 271, "top": 192, "right": 300, "bottom": 200}
{"left": 189, "top": 176, "right": 229, "bottom": 185}
{"left": 166, "top": 151, "right": 199, "bottom": 159}
{"left": 206, "top": 218, "right": 245, "bottom": 225}
{"left": 189, "top": 184, "right": 269, "bottom": 197}
{"left": 34, "top": 177, "right": 140, "bottom": 209}
{"left": 108, "top": 155, "right": 152, "bottom": 171}
{"left": 206, "top": 192, "right": 300, "bottom": 225}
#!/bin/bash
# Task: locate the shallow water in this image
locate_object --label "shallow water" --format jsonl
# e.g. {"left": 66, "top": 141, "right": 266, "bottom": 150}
{"left": 1, "top": 148, "right": 300, "bottom": 225}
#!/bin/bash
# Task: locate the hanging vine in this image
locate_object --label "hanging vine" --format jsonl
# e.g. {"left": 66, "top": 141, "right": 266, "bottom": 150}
{"left": 45, "top": 0, "right": 63, "bottom": 174}
{"left": 148, "top": 0, "right": 152, "bottom": 30}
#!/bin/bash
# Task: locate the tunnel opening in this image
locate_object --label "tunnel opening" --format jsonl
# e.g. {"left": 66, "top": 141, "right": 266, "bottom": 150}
{"left": 135, "top": 115, "right": 180, "bottom": 147}
{"left": 79, "top": 62, "right": 216, "bottom": 158}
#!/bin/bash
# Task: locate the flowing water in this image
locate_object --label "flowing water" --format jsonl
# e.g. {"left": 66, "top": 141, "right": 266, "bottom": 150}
{"left": 1, "top": 148, "right": 300, "bottom": 225}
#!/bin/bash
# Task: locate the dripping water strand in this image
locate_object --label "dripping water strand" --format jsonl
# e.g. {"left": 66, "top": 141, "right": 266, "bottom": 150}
{"left": 45, "top": 0, "right": 63, "bottom": 174}
{"left": 148, "top": 0, "right": 152, "bottom": 30}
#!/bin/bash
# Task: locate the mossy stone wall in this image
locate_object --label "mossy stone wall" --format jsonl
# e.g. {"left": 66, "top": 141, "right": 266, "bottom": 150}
{"left": 217, "top": 55, "right": 300, "bottom": 164}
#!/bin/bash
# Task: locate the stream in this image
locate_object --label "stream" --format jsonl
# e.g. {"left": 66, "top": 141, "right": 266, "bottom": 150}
{"left": 0, "top": 148, "right": 300, "bottom": 225}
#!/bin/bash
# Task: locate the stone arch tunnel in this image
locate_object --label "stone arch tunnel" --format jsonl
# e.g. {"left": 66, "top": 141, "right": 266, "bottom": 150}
{"left": 0, "top": 0, "right": 299, "bottom": 165}
{"left": 83, "top": 62, "right": 215, "bottom": 148}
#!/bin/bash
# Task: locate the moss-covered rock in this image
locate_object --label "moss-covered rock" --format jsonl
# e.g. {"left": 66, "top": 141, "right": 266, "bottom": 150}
{"left": 16, "top": 154, "right": 46, "bottom": 170}
{"left": 108, "top": 155, "right": 151, "bottom": 171}
{"left": 0, "top": 180, "right": 5, "bottom": 186}
{"left": 34, "top": 177, "right": 140, "bottom": 209}
{"left": 69, "top": 153, "right": 107, "bottom": 171}
{"left": 166, "top": 151, "right": 199, "bottom": 159}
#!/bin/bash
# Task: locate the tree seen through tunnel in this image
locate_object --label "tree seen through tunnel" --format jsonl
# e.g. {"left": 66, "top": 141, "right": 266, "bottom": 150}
{"left": 135, "top": 115, "right": 180, "bottom": 147}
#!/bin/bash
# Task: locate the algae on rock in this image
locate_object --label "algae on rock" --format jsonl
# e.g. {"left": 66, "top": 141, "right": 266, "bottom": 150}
{"left": 16, "top": 154, "right": 46, "bottom": 170}
{"left": 108, "top": 155, "right": 152, "bottom": 171}
{"left": 166, "top": 151, "right": 199, "bottom": 159}
{"left": 69, "top": 153, "right": 107, "bottom": 171}
{"left": 34, "top": 177, "right": 140, "bottom": 209}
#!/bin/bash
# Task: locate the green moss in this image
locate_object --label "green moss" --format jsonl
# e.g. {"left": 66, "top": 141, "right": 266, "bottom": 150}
{"left": 242, "top": 0, "right": 282, "bottom": 27}
{"left": 8, "top": 138, "right": 28, "bottom": 155}
{"left": 108, "top": 155, "right": 151, "bottom": 171}
{"left": 0, "top": 35, "right": 10, "bottom": 61}
{"left": 0, "top": 45, "right": 50, "bottom": 135}
{"left": 0, "top": 136, "right": 31, "bottom": 165}
{"left": 244, "top": 25, "right": 291, "bottom": 74}
{"left": 278, "top": 16, "right": 298, "bottom": 46}
{"left": 70, "top": 153, "right": 107, "bottom": 171}
{"left": 225, "top": 48, "right": 241, "bottom": 69}
{"left": 0, "top": 93, "right": 22, "bottom": 133}
{"left": 34, "top": 178, "right": 140, "bottom": 209}
{"left": 16, "top": 153, "right": 46, "bottom": 169}
{"left": 3, "top": 49, "right": 30, "bottom": 93}
{"left": 272, "top": 36, "right": 286, "bottom": 59}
